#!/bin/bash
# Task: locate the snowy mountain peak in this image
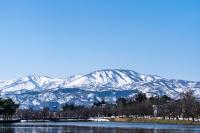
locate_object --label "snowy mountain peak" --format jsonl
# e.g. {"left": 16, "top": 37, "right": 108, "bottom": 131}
{"left": 0, "top": 75, "right": 66, "bottom": 93}
{"left": 64, "top": 69, "right": 162, "bottom": 89}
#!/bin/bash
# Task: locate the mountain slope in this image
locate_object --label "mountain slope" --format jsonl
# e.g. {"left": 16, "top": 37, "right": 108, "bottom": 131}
{"left": 64, "top": 69, "right": 162, "bottom": 90}
{"left": 0, "top": 69, "right": 199, "bottom": 109}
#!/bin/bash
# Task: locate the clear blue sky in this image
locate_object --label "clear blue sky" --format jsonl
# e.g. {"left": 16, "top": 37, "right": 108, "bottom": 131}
{"left": 0, "top": 0, "right": 200, "bottom": 81}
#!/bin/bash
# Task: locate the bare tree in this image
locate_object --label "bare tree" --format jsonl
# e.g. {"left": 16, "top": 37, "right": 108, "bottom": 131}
{"left": 181, "top": 90, "right": 198, "bottom": 122}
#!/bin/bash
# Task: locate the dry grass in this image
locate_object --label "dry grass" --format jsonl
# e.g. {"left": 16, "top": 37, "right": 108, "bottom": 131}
{"left": 109, "top": 117, "right": 200, "bottom": 125}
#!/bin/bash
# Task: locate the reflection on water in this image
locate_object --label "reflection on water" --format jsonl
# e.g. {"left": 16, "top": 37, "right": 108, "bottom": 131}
{"left": 0, "top": 126, "right": 182, "bottom": 133}
{"left": 0, "top": 122, "right": 200, "bottom": 133}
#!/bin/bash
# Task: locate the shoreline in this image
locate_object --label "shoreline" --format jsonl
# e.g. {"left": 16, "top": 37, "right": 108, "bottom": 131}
{"left": 108, "top": 117, "right": 200, "bottom": 125}
{"left": 12, "top": 117, "right": 200, "bottom": 126}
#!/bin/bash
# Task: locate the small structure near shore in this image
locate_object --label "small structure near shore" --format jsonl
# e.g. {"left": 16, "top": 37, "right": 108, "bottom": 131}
{"left": 88, "top": 117, "right": 110, "bottom": 122}
{"left": 153, "top": 105, "right": 162, "bottom": 117}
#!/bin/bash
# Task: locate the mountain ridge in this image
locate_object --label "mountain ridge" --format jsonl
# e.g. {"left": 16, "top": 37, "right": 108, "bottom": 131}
{"left": 0, "top": 69, "right": 199, "bottom": 109}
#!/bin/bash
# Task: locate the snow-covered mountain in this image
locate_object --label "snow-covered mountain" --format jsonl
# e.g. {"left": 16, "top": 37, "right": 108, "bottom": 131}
{"left": 64, "top": 69, "right": 162, "bottom": 90}
{"left": 0, "top": 69, "right": 200, "bottom": 110}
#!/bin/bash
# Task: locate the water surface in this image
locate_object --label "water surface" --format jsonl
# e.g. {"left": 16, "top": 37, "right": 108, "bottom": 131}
{"left": 0, "top": 122, "right": 200, "bottom": 133}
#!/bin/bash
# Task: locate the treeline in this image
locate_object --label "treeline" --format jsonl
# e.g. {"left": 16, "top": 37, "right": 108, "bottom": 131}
{"left": 116, "top": 90, "right": 200, "bottom": 122}
{"left": 0, "top": 98, "right": 19, "bottom": 120}
{"left": 14, "top": 90, "right": 200, "bottom": 122}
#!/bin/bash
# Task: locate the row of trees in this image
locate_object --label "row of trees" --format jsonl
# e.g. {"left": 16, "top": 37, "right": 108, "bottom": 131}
{"left": 108, "top": 91, "right": 200, "bottom": 122}
{"left": 159, "top": 91, "right": 200, "bottom": 122}
{"left": 10, "top": 90, "right": 200, "bottom": 122}
{"left": 115, "top": 90, "right": 200, "bottom": 122}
